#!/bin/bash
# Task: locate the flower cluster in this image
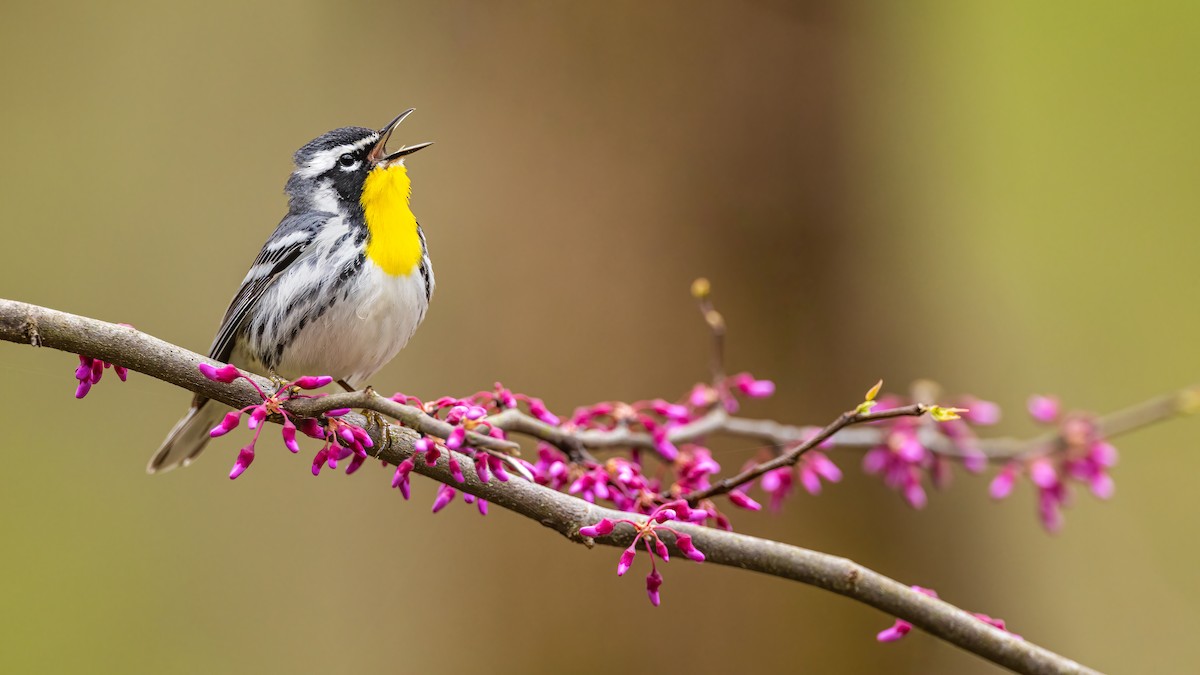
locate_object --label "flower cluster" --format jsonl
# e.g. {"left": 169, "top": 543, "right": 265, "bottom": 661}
{"left": 69, "top": 332, "right": 1120, "bottom": 617}
{"left": 385, "top": 385, "right": 538, "bottom": 514}
{"left": 861, "top": 393, "right": 999, "bottom": 509}
{"left": 577, "top": 499, "right": 707, "bottom": 606}
{"left": 71, "top": 348, "right": 1124, "bottom": 541}
{"left": 388, "top": 432, "right": 507, "bottom": 516}
{"left": 195, "top": 363, "right": 359, "bottom": 480}
{"left": 308, "top": 411, "right": 374, "bottom": 477}
{"left": 746, "top": 428, "right": 843, "bottom": 512}
{"left": 73, "top": 354, "right": 128, "bottom": 399}
{"left": 522, "top": 374, "right": 779, "bottom": 531}
{"left": 876, "top": 586, "right": 1019, "bottom": 642}
{"left": 989, "top": 396, "right": 1118, "bottom": 532}
{"left": 389, "top": 379, "right": 779, "bottom": 523}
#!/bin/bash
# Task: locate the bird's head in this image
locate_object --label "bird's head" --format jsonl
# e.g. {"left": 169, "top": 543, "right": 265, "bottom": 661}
{"left": 286, "top": 110, "right": 431, "bottom": 211}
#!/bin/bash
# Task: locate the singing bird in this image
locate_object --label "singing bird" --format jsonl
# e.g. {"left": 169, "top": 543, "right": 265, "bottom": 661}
{"left": 150, "top": 111, "right": 434, "bottom": 473}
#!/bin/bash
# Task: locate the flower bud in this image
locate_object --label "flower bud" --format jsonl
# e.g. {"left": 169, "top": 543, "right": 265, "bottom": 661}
{"left": 617, "top": 547, "right": 636, "bottom": 576}
{"left": 292, "top": 375, "right": 333, "bottom": 390}
{"left": 579, "top": 518, "right": 615, "bottom": 538}
{"left": 197, "top": 363, "right": 240, "bottom": 383}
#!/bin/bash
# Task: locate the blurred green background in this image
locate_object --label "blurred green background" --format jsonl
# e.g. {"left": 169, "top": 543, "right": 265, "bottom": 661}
{"left": 2, "top": 2, "right": 1197, "bottom": 673}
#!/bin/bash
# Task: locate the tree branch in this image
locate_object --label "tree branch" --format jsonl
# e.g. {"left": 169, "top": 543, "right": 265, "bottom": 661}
{"left": 0, "top": 298, "right": 1101, "bottom": 675}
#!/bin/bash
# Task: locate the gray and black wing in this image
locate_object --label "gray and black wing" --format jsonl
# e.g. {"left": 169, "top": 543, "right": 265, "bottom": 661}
{"left": 150, "top": 210, "right": 333, "bottom": 474}
{"left": 207, "top": 210, "right": 332, "bottom": 363}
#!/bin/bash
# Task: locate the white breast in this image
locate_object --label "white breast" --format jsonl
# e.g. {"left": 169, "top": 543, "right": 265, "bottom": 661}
{"left": 237, "top": 211, "right": 432, "bottom": 387}
{"left": 275, "top": 261, "right": 428, "bottom": 386}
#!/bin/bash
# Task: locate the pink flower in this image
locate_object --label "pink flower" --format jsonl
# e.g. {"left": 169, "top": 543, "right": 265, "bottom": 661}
{"left": 876, "top": 621, "right": 913, "bottom": 642}
{"left": 645, "top": 569, "right": 664, "bottom": 606}
{"left": 197, "top": 362, "right": 240, "bottom": 383}
{"left": 448, "top": 456, "right": 465, "bottom": 483}
{"left": 446, "top": 426, "right": 466, "bottom": 450}
{"left": 281, "top": 417, "right": 299, "bottom": 453}
{"left": 475, "top": 454, "right": 492, "bottom": 484}
{"left": 344, "top": 452, "right": 366, "bottom": 475}
{"left": 579, "top": 518, "right": 615, "bottom": 538}
{"left": 650, "top": 424, "right": 680, "bottom": 461}
{"left": 567, "top": 465, "right": 614, "bottom": 503}
{"left": 311, "top": 448, "right": 329, "bottom": 477}
{"left": 674, "top": 534, "right": 705, "bottom": 562}
{"left": 1037, "top": 483, "right": 1067, "bottom": 533}
{"left": 494, "top": 384, "right": 518, "bottom": 409}
{"left": 209, "top": 411, "right": 242, "bottom": 438}
{"left": 529, "top": 398, "right": 560, "bottom": 425}
{"left": 431, "top": 484, "right": 456, "bottom": 513}
{"left": 689, "top": 383, "right": 716, "bottom": 408}
{"left": 863, "top": 427, "right": 929, "bottom": 509}
{"left": 391, "top": 459, "right": 415, "bottom": 499}
{"left": 799, "top": 451, "right": 842, "bottom": 496}
{"left": 730, "top": 372, "right": 775, "bottom": 399}
{"left": 1065, "top": 441, "right": 1118, "bottom": 500}
{"left": 876, "top": 586, "right": 936, "bottom": 643}
{"left": 727, "top": 490, "right": 762, "bottom": 511}
{"left": 990, "top": 464, "right": 1018, "bottom": 499}
{"left": 676, "top": 446, "right": 721, "bottom": 493}
{"left": 229, "top": 446, "right": 255, "bottom": 480}
{"left": 759, "top": 466, "right": 794, "bottom": 511}
{"left": 292, "top": 375, "right": 332, "bottom": 389}
{"left": 1029, "top": 458, "right": 1057, "bottom": 489}
{"left": 531, "top": 444, "right": 570, "bottom": 489}
{"left": 73, "top": 355, "right": 128, "bottom": 398}
{"left": 1028, "top": 395, "right": 1060, "bottom": 424}
{"left": 415, "top": 437, "right": 438, "bottom": 465}
{"left": 650, "top": 399, "right": 692, "bottom": 423}
{"left": 246, "top": 405, "right": 268, "bottom": 430}
{"left": 617, "top": 547, "right": 636, "bottom": 576}
{"left": 298, "top": 418, "right": 324, "bottom": 439}
{"left": 488, "top": 455, "right": 511, "bottom": 482}
{"left": 960, "top": 397, "right": 1001, "bottom": 426}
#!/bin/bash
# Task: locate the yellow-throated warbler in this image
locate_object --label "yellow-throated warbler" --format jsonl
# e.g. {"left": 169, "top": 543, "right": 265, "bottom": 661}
{"left": 149, "top": 111, "right": 434, "bottom": 473}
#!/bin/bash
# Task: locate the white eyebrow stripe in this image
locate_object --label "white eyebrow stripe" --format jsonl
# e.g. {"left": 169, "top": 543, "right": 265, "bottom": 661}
{"left": 295, "top": 134, "right": 379, "bottom": 178}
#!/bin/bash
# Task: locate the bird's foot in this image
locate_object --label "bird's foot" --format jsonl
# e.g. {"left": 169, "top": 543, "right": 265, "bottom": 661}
{"left": 267, "top": 371, "right": 291, "bottom": 396}
{"left": 358, "top": 386, "right": 389, "bottom": 432}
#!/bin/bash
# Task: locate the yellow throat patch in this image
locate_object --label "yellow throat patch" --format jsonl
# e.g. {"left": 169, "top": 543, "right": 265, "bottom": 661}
{"left": 360, "top": 163, "right": 422, "bottom": 277}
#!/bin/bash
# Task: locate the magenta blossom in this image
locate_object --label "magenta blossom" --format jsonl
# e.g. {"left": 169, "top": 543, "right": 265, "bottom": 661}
{"left": 989, "top": 411, "right": 1118, "bottom": 532}
{"left": 863, "top": 422, "right": 929, "bottom": 509}
{"left": 73, "top": 354, "right": 129, "bottom": 399}
{"left": 192, "top": 363, "right": 373, "bottom": 481}
{"left": 729, "top": 372, "right": 776, "bottom": 399}
{"left": 1027, "top": 395, "right": 1060, "bottom": 424}
{"left": 798, "top": 451, "right": 842, "bottom": 496}
{"left": 431, "top": 484, "right": 456, "bottom": 513}
{"left": 578, "top": 501, "right": 706, "bottom": 606}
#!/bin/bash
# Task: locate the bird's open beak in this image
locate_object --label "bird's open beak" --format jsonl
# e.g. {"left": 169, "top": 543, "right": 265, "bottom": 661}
{"left": 368, "top": 109, "right": 433, "bottom": 165}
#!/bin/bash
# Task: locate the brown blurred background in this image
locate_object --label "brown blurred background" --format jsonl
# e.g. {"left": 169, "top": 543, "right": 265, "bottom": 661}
{"left": 2, "top": 2, "right": 1198, "bottom": 673}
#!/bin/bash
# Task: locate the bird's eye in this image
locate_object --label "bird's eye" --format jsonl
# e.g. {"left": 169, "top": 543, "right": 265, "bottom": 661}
{"left": 338, "top": 153, "right": 357, "bottom": 168}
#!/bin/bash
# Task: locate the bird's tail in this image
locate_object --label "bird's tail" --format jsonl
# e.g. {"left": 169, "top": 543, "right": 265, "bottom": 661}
{"left": 148, "top": 400, "right": 223, "bottom": 474}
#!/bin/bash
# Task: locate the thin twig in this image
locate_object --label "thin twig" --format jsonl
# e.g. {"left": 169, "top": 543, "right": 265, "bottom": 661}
{"left": 690, "top": 278, "right": 726, "bottom": 385}
{"left": 686, "top": 404, "right": 929, "bottom": 503}
{"left": 485, "top": 408, "right": 598, "bottom": 464}
{"left": 488, "top": 389, "right": 1198, "bottom": 466}
{"left": 286, "top": 390, "right": 518, "bottom": 453}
